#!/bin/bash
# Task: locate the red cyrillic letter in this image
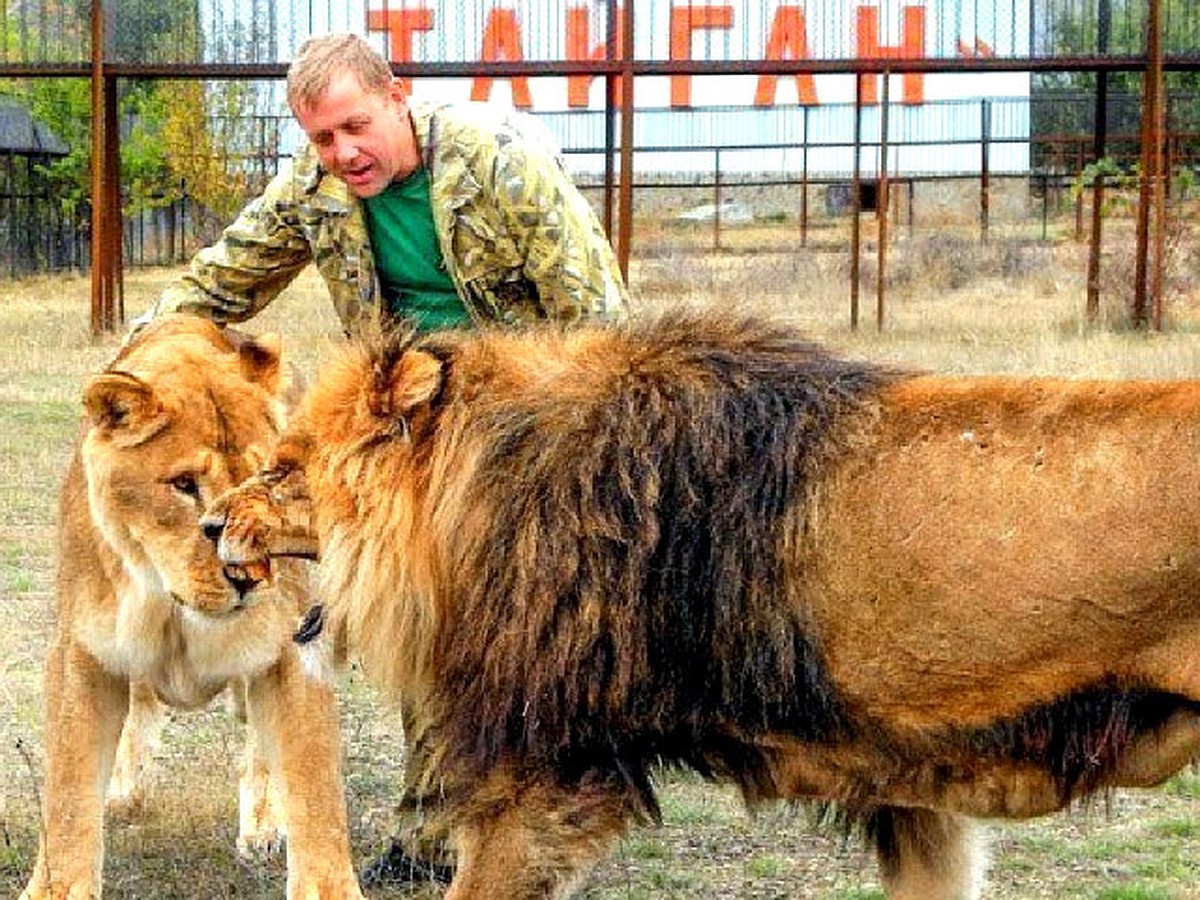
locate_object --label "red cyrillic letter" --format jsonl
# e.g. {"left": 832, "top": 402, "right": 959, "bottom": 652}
{"left": 856, "top": 5, "right": 925, "bottom": 105}
{"left": 471, "top": 8, "right": 533, "bottom": 108}
{"left": 566, "top": 5, "right": 627, "bottom": 109}
{"left": 366, "top": 8, "right": 434, "bottom": 95}
{"left": 670, "top": 4, "right": 734, "bottom": 108}
{"left": 755, "top": 5, "right": 817, "bottom": 106}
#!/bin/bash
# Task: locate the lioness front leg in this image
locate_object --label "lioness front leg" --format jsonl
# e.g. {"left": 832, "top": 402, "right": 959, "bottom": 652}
{"left": 231, "top": 677, "right": 288, "bottom": 857}
{"left": 22, "top": 637, "right": 129, "bottom": 900}
{"left": 245, "top": 644, "right": 363, "bottom": 899}
{"left": 105, "top": 678, "right": 167, "bottom": 820}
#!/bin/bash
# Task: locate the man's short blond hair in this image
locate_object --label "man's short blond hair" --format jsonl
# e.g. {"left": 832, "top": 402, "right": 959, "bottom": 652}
{"left": 287, "top": 33, "right": 395, "bottom": 111}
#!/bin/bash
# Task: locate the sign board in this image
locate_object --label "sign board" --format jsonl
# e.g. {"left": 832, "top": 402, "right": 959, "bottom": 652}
{"left": 265, "top": 2, "right": 1032, "bottom": 175}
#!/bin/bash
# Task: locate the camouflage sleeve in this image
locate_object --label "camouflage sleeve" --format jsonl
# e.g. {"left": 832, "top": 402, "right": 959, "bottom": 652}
{"left": 144, "top": 164, "right": 314, "bottom": 325}
{"left": 492, "top": 133, "right": 631, "bottom": 324}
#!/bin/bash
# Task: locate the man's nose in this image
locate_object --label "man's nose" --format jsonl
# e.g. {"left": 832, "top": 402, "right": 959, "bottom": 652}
{"left": 331, "top": 134, "right": 358, "bottom": 164}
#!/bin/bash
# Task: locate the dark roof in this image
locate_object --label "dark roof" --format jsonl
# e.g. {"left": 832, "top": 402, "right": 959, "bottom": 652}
{"left": 0, "top": 102, "right": 70, "bottom": 155}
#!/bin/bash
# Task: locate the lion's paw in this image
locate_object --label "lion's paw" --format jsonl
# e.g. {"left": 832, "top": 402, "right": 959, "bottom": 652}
{"left": 238, "top": 756, "right": 288, "bottom": 858}
{"left": 19, "top": 880, "right": 98, "bottom": 900}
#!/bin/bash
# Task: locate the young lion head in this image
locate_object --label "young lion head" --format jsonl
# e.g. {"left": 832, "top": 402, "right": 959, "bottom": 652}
{"left": 79, "top": 314, "right": 296, "bottom": 617}
{"left": 203, "top": 323, "right": 443, "bottom": 557}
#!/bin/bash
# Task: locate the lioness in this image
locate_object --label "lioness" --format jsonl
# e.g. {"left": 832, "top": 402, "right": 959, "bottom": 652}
{"left": 21, "top": 315, "right": 362, "bottom": 900}
{"left": 205, "top": 311, "right": 1200, "bottom": 899}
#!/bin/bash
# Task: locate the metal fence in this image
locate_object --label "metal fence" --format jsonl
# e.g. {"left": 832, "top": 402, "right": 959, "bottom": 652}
{"left": 4, "top": 1, "right": 1200, "bottom": 66}
{"left": 1, "top": 0, "right": 1198, "bottom": 330}
{"left": 3, "top": 90, "right": 1196, "bottom": 259}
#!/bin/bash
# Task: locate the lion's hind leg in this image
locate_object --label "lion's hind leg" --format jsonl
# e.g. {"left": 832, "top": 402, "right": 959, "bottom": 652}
{"left": 869, "top": 807, "right": 987, "bottom": 900}
{"left": 446, "top": 773, "right": 632, "bottom": 900}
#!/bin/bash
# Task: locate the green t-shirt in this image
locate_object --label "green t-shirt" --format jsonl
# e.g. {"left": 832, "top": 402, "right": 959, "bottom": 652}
{"left": 364, "top": 168, "right": 469, "bottom": 332}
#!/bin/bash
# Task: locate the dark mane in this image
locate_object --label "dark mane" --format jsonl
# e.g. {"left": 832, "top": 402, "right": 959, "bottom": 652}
{"left": 429, "top": 311, "right": 898, "bottom": 810}
{"left": 966, "top": 685, "right": 1198, "bottom": 802}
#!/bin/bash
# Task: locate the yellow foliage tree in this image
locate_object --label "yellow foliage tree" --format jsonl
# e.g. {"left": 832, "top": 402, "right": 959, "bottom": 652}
{"left": 161, "top": 80, "right": 253, "bottom": 229}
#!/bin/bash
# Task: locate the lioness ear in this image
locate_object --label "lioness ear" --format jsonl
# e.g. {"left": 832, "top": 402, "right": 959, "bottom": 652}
{"left": 83, "top": 372, "right": 170, "bottom": 447}
{"left": 235, "top": 333, "right": 283, "bottom": 395}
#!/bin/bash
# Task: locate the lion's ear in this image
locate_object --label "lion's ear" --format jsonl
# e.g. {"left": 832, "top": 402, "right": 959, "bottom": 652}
{"left": 82, "top": 372, "right": 170, "bottom": 446}
{"left": 235, "top": 333, "right": 283, "bottom": 395}
{"left": 387, "top": 349, "right": 445, "bottom": 417}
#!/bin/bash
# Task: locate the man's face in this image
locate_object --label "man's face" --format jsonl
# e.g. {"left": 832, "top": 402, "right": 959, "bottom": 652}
{"left": 293, "top": 70, "right": 416, "bottom": 198}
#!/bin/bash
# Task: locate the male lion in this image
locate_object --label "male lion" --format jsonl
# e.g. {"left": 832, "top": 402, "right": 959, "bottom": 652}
{"left": 205, "top": 311, "right": 1200, "bottom": 899}
{"left": 22, "top": 315, "right": 362, "bottom": 900}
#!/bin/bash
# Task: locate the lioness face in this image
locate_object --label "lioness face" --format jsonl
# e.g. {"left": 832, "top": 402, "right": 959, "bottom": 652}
{"left": 81, "top": 325, "right": 288, "bottom": 617}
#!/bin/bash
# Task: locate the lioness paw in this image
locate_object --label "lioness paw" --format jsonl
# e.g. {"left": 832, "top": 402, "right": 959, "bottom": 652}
{"left": 237, "top": 823, "right": 287, "bottom": 859}
{"left": 238, "top": 762, "right": 288, "bottom": 859}
{"left": 286, "top": 875, "right": 367, "bottom": 900}
{"left": 104, "top": 781, "right": 149, "bottom": 821}
{"left": 19, "top": 881, "right": 99, "bottom": 900}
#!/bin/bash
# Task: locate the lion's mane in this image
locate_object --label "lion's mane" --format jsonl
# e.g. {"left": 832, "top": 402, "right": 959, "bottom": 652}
{"left": 312, "top": 312, "right": 892, "bottom": 814}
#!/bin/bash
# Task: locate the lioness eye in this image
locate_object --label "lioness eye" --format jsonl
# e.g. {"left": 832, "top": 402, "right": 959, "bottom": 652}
{"left": 169, "top": 474, "right": 201, "bottom": 500}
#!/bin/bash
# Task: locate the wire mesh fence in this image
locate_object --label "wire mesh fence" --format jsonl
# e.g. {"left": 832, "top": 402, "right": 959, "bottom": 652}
{"left": 4, "top": 1, "right": 1200, "bottom": 66}
{"left": 1, "top": 0, "right": 1199, "bottom": 326}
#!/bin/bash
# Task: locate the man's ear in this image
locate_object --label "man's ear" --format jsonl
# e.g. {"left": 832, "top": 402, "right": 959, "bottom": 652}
{"left": 387, "top": 77, "right": 409, "bottom": 105}
{"left": 82, "top": 372, "right": 171, "bottom": 447}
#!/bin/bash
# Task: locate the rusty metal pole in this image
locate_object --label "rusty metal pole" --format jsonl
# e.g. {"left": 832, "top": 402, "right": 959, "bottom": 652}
{"left": 799, "top": 105, "right": 809, "bottom": 248}
{"left": 89, "top": 0, "right": 123, "bottom": 334}
{"left": 1085, "top": 0, "right": 1110, "bottom": 324}
{"left": 90, "top": 0, "right": 110, "bottom": 335}
{"left": 877, "top": 71, "right": 889, "bottom": 333}
{"left": 616, "top": 0, "right": 634, "bottom": 283}
{"left": 602, "top": 0, "right": 618, "bottom": 239}
{"left": 1133, "top": 0, "right": 1162, "bottom": 327}
{"left": 1150, "top": 1, "right": 1167, "bottom": 330}
{"left": 712, "top": 148, "right": 722, "bottom": 251}
{"left": 103, "top": 78, "right": 123, "bottom": 331}
{"left": 850, "top": 72, "right": 862, "bottom": 331}
{"left": 979, "top": 98, "right": 990, "bottom": 243}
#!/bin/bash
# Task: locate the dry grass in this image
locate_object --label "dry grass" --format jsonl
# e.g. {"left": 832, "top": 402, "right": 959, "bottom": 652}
{"left": 2, "top": 242, "right": 1200, "bottom": 898}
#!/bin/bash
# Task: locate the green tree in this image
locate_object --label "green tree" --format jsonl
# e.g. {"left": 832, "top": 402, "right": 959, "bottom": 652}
{"left": 1032, "top": 0, "right": 1200, "bottom": 170}
{"left": 1, "top": 0, "right": 207, "bottom": 220}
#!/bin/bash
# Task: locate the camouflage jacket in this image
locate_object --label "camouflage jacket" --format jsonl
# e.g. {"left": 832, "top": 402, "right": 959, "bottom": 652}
{"left": 150, "top": 100, "right": 630, "bottom": 333}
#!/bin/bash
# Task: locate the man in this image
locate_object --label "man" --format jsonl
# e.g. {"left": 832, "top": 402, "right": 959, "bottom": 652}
{"left": 144, "top": 31, "right": 630, "bottom": 887}
{"left": 145, "top": 31, "right": 629, "bottom": 334}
